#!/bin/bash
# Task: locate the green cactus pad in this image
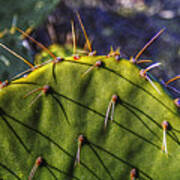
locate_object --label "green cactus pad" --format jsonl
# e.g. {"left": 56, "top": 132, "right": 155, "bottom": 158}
{"left": 0, "top": 49, "right": 179, "bottom": 179}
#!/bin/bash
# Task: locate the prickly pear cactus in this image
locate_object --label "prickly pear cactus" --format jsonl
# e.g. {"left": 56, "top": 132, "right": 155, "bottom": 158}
{"left": 0, "top": 38, "right": 180, "bottom": 180}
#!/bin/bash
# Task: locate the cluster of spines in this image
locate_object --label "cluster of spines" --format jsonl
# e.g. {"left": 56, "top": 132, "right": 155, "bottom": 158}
{"left": 0, "top": 11, "right": 179, "bottom": 179}
{"left": 29, "top": 157, "right": 43, "bottom": 180}
{"left": 1, "top": 15, "right": 179, "bottom": 105}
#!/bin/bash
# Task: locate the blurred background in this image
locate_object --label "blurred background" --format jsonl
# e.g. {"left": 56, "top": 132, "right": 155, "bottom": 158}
{"left": 0, "top": 0, "right": 179, "bottom": 97}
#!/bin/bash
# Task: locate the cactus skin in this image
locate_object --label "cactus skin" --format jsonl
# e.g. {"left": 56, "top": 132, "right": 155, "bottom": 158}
{"left": 0, "top": 44, "right": 179, "bottom": 180}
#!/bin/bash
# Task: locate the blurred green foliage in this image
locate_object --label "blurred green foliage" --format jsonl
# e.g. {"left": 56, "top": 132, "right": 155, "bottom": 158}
{"left": 0, "top": 0, "right": 60, "bottom": 80}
